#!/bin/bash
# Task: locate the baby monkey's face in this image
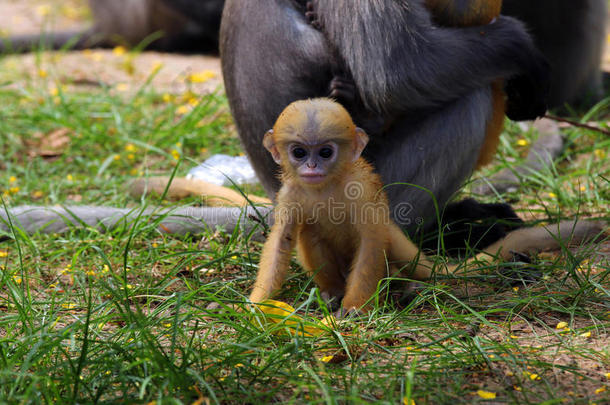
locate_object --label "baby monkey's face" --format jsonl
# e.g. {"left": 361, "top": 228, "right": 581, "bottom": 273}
{"left": 285, "top": 141, "right": 340, "bottom": 185}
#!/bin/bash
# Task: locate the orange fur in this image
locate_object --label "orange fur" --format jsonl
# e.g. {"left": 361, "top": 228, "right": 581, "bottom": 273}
{"left": 426, "top": 0, "right": 505, "bottom": 169}
{"left": 249, "top": 99, "right": 604, "bottom": 313}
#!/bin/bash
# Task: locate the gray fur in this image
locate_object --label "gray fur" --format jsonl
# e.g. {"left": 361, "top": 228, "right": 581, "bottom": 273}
{"left": 0, "top": 205, "right": 271, "bottom": 240}
{"left": 472, "top": 126, "right": 564, "bottom": 196}
{"left": 220, "top": 0, "right": 547, "bottom": 233}
{"left": 313, "top": 0, "right": 543, "bottom": 114}
{"left": 503, "top": 0, "right": 608, "bottom": 107}
{"left": 372, "top": 87, "right": 493, "bottom": 228}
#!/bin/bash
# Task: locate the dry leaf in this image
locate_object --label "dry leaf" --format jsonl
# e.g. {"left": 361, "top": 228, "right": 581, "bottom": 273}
{"left": 26, "top": 128, "right": 71, "bottom": 159}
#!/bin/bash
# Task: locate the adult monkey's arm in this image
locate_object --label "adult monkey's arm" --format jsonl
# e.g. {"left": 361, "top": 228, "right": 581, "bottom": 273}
{"left": 311, "top": 0, "right": 548, "bottom": 119}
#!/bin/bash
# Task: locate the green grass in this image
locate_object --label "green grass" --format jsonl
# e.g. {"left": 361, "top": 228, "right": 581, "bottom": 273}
{"left": 0, "top": 50, "right": 609, "bottom": 404}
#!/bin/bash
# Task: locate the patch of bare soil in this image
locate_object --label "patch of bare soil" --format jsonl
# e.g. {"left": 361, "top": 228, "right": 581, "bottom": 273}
{"left": 1, "top": 50, "right": 223, "bottom": 95}
{"left": 0, "top": 0, "right": 88, "bottom": 35}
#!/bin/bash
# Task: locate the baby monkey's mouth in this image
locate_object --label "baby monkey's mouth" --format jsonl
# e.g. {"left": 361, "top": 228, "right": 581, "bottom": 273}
{"left": 300, "top": 174, "right": 326, "bottom": 184}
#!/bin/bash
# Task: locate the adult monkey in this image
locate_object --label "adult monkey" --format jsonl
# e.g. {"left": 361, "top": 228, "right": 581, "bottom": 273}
{"left": 220, "top": 0, "right": 549, "bottom": 236}
{"left": 503, "top": 0, "right": 608, "bottom": 108}
{"left": 0, "top": 0, "right": 225, "bottom": 54}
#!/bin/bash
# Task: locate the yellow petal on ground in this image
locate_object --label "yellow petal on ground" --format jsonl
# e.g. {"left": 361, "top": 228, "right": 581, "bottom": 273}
{"left": 556, "top": 321, "right": 568, "bottom": 330}
{"left": 595, "top": 387, "right": 606, "bottom": 395}
{"left": 516, "top": 139, "right": 529, "bottom": 147}
{"left": 36, "top": 5, "right": 51, "bottom": 17}
{"left": 321, "top": 355, "right": 334, "bottom": 363}
{"left": 477, "top": 390, "right": 497, "bottom": 399}
{"left": 187, "top": 70, "right": 217, "bottom": 83}
{"left": 113, "top": 46, "right": 127, "bottom": 56}
{"left": 176, "top": 105, "right": 191, "bottom": 115}
{"left": 579, "top": 331, "right": 592, "bottom": 338}
{"left": 523, "top": 372, "right": 541, "bottom": 381}
{"left": 402, "top": 398, "right": 415, "bottom": 405}
{"left": 151, "top": 61, "right": 164, "bottom": 74}
{"left": 594, "top": 149, "right": 607, "bottom": 159}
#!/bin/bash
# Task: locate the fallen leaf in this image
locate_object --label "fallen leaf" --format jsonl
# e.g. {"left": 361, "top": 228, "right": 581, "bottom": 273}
{"left": 25, "top": 128, "right": 71, "bottom": 159}
{"left": 253, "top": 300, "right": 330, "bottom": 337}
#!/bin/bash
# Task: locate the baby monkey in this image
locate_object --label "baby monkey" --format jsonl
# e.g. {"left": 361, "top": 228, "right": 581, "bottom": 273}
{"left": 250, "top": 98, "right": 604, "bottom": 313}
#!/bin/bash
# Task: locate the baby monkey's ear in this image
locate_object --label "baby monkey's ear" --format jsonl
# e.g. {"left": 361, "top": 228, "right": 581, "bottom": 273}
{"left": 351, "top": 128, "right": 369, "bottom": 162}
{"left": 263, "top": 130, "right": 281, "bottom": 164}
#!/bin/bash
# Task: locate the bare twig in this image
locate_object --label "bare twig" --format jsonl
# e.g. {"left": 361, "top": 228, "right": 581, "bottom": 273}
{"left": 544, "top": 114, "right": 610, "bottom": 136}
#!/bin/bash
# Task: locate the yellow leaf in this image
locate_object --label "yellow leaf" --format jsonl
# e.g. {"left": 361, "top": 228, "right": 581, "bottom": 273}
{"left": 556, "top": 321, "right": 568, "bottom": 330}
{"left": 595, "top": 387, "right": 606, "bottom": 395}
{"left": 258, "top": 299, "right": 296, "bottom": 317}
{"left": 477, "top": 390, "right": 497, "bottom": 399}
{"left": 579, "top": 331, "right": 592, "bottom": 338}
{"left": 254, "top": 300, "right": 328, "bottom": 337}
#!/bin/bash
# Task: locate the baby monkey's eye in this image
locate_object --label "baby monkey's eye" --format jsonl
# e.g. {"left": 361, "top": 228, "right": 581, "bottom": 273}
{"left": 319, "top": 147, "right": 334, "bottom": 159}
{"left": 292, "top": 147, "right": 308, "bottom": 159}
